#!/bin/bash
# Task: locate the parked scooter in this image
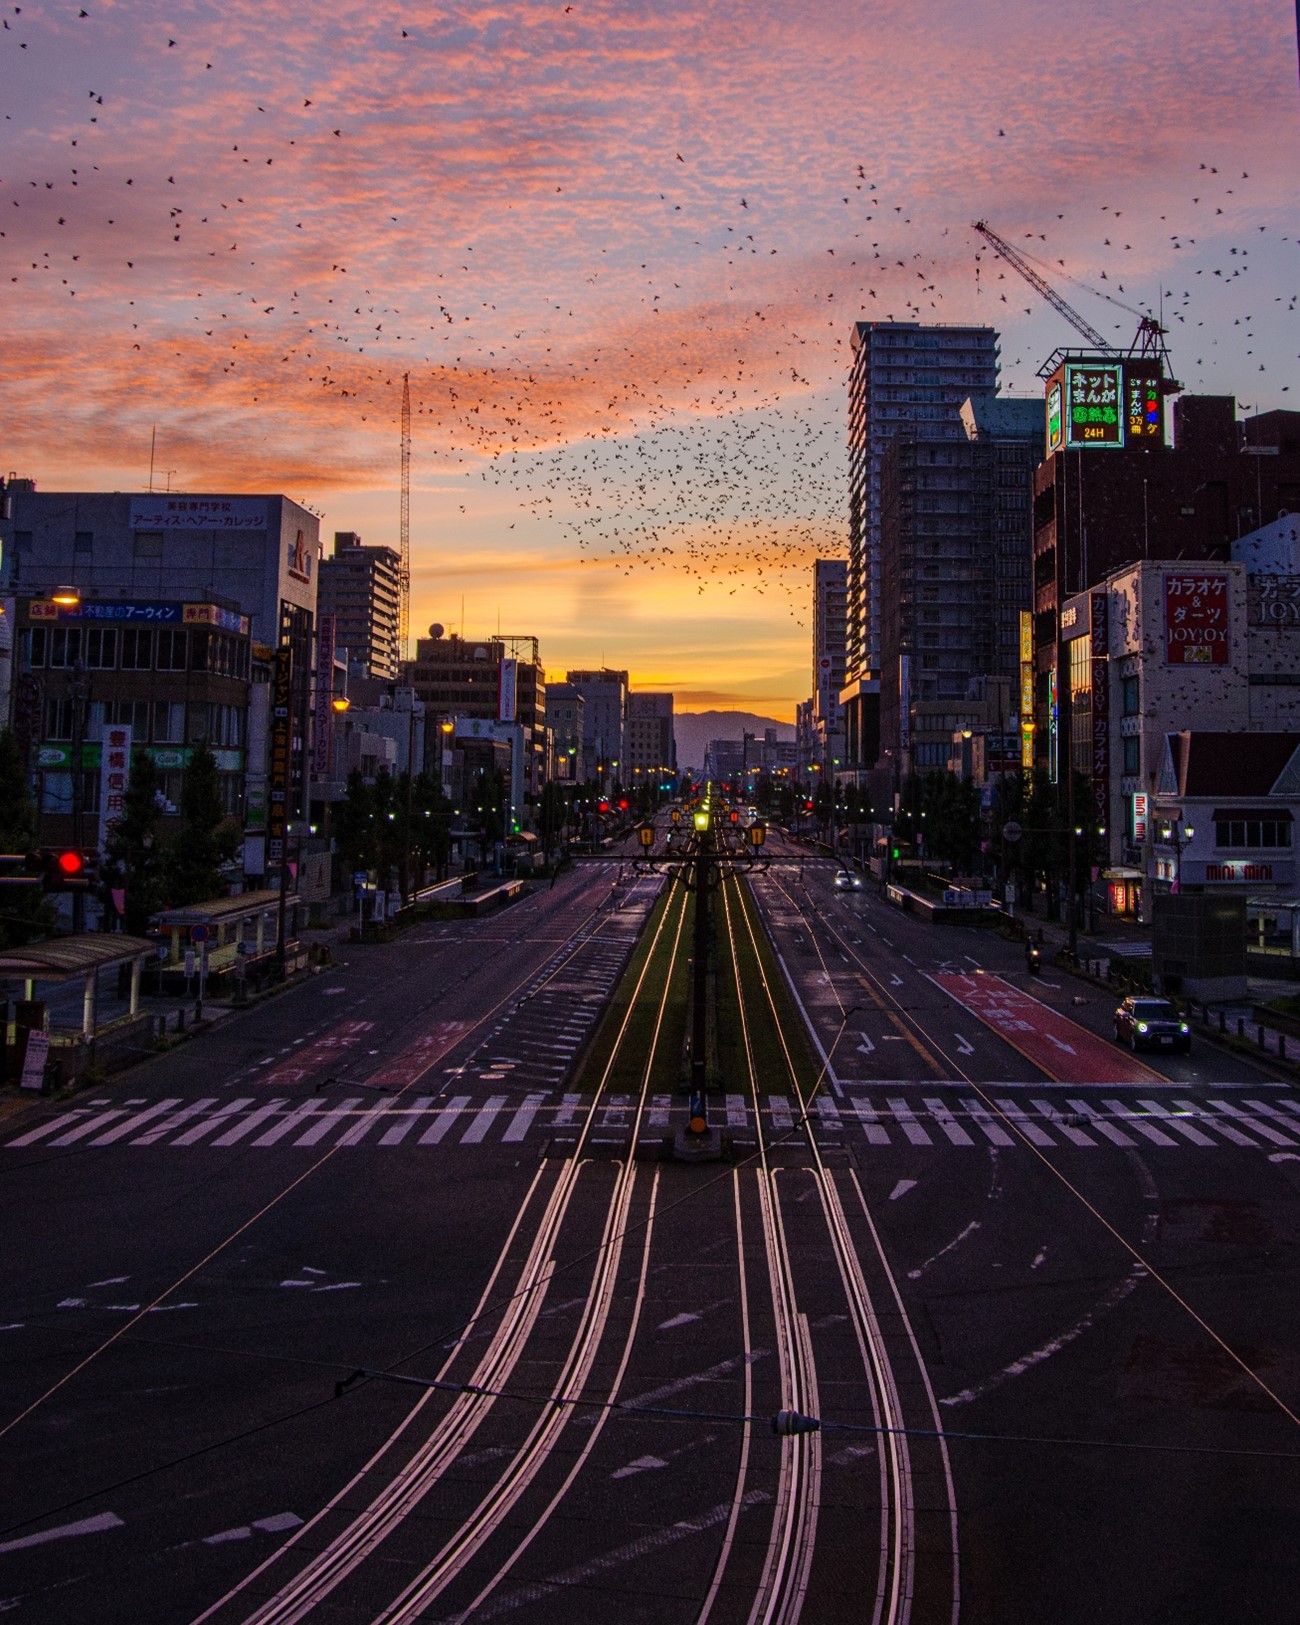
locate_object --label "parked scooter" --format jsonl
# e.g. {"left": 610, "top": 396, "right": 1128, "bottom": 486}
{"left": 1025, "top": 942, "right": 1041, "bottom": 975}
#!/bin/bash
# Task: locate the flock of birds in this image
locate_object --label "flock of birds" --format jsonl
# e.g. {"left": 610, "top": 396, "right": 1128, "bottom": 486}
{"left": 3, "top": 5, "right": 1297, "bottom": 627}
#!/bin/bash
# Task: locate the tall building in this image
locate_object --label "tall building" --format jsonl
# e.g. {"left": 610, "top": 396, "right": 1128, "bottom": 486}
{"left": 842, "top": 322, "right": 1000, "bottom": 778}
{"left": 545, "top": 683, "right": 585, "bottom": 781}
{"left": 1030, "top": 389, "right": 1300, "bottom": 774}
{"left": 564, "top": 668, "right": 628, "bottom": 784}
{"left": 0, "top": 482, "right": 320, "bottom": 877}
{"left": 406, "top": 630, "right": 546, "bottom": 825}
{"left": 812, "top": 559, "right": 847, "bottom": 775}
{"left": 317, "top": 531, "right": 402, "bottom": 681}
{"left": 874, "top": 393, "right": 1042, "bottom": 768}
{"left": 625, "top": 692, "right": 675, "bottom": 788}
{"left": 960, "top": 394, "right": 1043, "bottom": 687}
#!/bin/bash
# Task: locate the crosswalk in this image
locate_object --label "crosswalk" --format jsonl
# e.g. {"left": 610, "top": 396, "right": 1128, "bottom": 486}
{"left": 7, "top": 1090, "right": 1300, "bottom": 1155}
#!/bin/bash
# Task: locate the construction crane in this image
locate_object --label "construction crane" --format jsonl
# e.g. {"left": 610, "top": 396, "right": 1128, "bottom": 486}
{"left": 399, "top": 372, "right": 411, "bottom": 662}
{"left": 972, "top": 220, "right": 1178, "bottom": 384}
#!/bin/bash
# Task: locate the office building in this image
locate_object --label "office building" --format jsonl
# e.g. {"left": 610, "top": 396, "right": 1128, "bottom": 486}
{"left": 546, "top": 683, "right": 585, "bottom": 781}
{"left": 625, "top": 692, "right": 676, "bottom": 789}
{"left": 0, "top": 482, "right": 320, "bottom": 877}
{"left": 564, "top": 668, "right": 629, "bottom": 785}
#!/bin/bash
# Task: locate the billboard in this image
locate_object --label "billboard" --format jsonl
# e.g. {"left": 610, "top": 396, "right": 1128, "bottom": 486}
{"left": 1164, "top": 572, "right": 1230, "bottom": 665}
{"left": 1065, "top": 363, "right": 1123, "bottom": 448}
{"left": 498, "top": 658, "right": 518, "bottom": 723}
{"left": 1043, "top": 358, "right": 1166, "bottom": 452}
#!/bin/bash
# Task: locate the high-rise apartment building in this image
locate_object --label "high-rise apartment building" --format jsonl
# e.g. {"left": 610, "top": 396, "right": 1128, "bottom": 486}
{"left": 843, "top": 322, "right": 999, "bottom": 778}
{"left": 317, "top": 530, "right": 402, "bottom": 681}
{"left": 812, "top": 559, "right": 847, "bottom": 773}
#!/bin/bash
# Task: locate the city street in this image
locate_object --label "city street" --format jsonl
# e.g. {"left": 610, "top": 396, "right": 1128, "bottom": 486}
{"left": 1, "top": 850, "right": 1298, "bottom": 1622}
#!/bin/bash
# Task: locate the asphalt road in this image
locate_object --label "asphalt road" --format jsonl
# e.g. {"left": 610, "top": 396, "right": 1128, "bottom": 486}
{"left": 749, "top": 842, "right": 1300, "bottom": 1624}
{"left": 2, "top": 841, "right": 1299, "bottom": 1623}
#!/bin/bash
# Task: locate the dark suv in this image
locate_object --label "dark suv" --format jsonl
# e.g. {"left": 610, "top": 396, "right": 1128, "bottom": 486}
{"left": 1113, "top": 996, "right": 1191, "bottom": 1054}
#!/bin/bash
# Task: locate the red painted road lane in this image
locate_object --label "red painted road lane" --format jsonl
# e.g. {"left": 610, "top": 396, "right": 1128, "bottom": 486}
{"left": 363, "top": 1021, "right": 475, "bottom": 1088}
{"left": 930, "top": 972, "right": 1168, "bottom": 1084}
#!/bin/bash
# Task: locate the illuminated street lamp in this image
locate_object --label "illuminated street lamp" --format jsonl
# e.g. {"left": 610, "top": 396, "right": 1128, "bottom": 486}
{"left": 51, "top": 584, "right": 80, "bottom": 607}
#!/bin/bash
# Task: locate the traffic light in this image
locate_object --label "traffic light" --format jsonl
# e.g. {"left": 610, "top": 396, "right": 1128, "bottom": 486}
{"left": 598, "top": 799, "right": 610, "bottom": 814}
{"left": 26, "top": 849, "right": 95, "bottom": 891}
{"left": 617, "top": 799, "right": 629, "bottom": 811}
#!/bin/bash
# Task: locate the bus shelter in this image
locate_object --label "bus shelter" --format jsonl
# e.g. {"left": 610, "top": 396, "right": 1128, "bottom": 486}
{"left": 0, "top": 933, "right": 156, "bottom": 1086}
{"left": 149, "top": 888, "right": 303, "bottom": 993}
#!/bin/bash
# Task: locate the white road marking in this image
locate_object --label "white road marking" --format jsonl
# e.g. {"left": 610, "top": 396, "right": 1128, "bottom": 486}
{"left": 132, "top": 1099, "right": 219, "bottom": 1144}
{"left": 1031, "top": 1099, "right": 1096, "bottom": 1147}
{"left": 888, "top": 1179, "right": 917, "bottom": 1201}
{"left": 88, "top": 1100, "right": 183, "bottom": 1145}
{"left": 0, "top": 1511, "right": 124, "bottom": 1553}
{"left": 5, "top": 1112, "right": 93, "bottom": 1147}
{"left": 923, "top": 1098, "right": 974, "bottom": 1147}
{"left": 378, "top": 1097, "right": 435, "bottom": 1146}
{"left": 174, "top": 1099, "right": 257, "bottom": 1145}
{"left": 462, "top": 1095, "right": 507, "bottom": 1144}
{"left": 503, "top": 1093, "right": 548, "bottom": 1143}
{"left": 1066, "top": 1099, "right": 1135, "bottom": 1147}
{"left": 954, "top": 1034, "right": 975, "bottom": 1056}
{"left": 1209, "top": 1098, "right": 1300, "bottom": 1146}
{"left": 993, "top": 1099, "right": 1054, "bottom": 1147}
{"left": 887, "top": 1097, "right": 933, "bottom": 1146}
{"left": 212, "top": 1100, "right": 289, "bottom": 1147}
{"left": 768, "top": 1095, "right": 794, "bottom": 1133}
{"left": 295, "top": 1099, "right": 362, "bottom": 1147}
{"left": 909, "top": 1219, "right": 980, "bottom": 1280}
{"left": 1128, "top": 1099, "right": 1206, "bottom": 1146}
{"left": 419, "top": 1095, "right": 471, "bottom": 1145}
{"left": 253, "top": 1100, "right": 323, "bottom": 1147}
{"left": 848, "top": 1097, "right": 890, "bottom": 1145}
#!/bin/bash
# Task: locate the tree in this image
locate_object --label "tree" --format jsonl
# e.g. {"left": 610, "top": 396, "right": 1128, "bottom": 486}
{"left": 0, "top": 726, "right": 54, "bottom": 946}
{"left": 334, "top": 769, "right": 376, "bottom": 877}
{"left": 103, "top": 751, "right": 167, "bottom": 936}
{"left": 165, "top": 741, "right": 231, "bottom": 906}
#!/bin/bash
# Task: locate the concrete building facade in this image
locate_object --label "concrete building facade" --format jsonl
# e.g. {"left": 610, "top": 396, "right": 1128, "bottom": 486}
{"left": 842, "top": 322, "right": 1000, "bottom": 779}
{"left": 317, "top": 531, "right": 402, "bottom": 681}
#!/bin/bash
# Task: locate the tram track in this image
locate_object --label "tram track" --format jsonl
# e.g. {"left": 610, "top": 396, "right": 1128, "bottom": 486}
{"left": 196, "top": 871, "right": 691, "bottom": 1625}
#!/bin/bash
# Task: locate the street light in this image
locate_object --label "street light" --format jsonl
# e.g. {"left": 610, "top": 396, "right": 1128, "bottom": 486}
{"left": 1160, "top": 818, "right": 1195, "bottom": 893}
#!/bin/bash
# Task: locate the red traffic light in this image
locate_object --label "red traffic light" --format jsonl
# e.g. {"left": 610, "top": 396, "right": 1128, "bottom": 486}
{"left": 617, "top": 799, "right": 629, "bottom": 811}
{"left": 598, "top": 800, "right": 610, "bottom": 813}
{"left": 56, "top": 851, "right": 84, "bottom": 877}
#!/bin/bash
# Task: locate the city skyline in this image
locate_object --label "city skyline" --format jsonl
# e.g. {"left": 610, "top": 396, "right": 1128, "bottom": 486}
{"left": 4, "top": 0, "right": 1297, "bottom": 718}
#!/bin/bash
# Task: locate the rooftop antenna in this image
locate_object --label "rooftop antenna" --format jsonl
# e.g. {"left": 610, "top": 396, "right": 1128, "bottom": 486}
{"left": 148, "top": 425, "right": 157, "bottom": 492}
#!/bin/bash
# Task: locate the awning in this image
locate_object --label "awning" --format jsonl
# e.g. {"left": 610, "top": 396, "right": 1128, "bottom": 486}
{"left": 0, "top": 934, "right": 156, "bottom": 982}
{"left": 1103, "top": 867, "right": 1144, "bottom": 880}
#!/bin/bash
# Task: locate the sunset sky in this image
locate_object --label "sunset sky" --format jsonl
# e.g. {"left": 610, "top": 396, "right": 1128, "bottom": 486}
{"left": 3, "top": 1, "right": 1297, "bottom": 718}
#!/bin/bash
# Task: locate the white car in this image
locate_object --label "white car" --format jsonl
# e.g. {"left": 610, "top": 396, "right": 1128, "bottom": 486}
{"left": 833, "top": 870, "right": 863, "bottom": 891}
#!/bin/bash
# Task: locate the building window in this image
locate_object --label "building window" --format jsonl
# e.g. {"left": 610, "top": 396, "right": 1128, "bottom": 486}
{"left": 134, "top": 530, "right": 164, "bottom": 558}
{"left": 155, "top": 628, "right": 187, "bottom": 671}
{"left": 1120, "top": 675, "right": 1140, "bottom": 716}
{"left": 120, "top": 628, "right": 154, "bottom": 669}
{"left": 45, "top": 697, "right": 76, "bottom": 740}
{"left": 74, "top": 530, "right": 94, "bottom": 554}
{"left": 47, "top": 628, "right": 83, "bottom": 668}
{"left": 83, "top": 628, "right": 118, "bottom": 669}
{"left": 1215, "top": 819, "right": 1292, "bottom": 850}
{"left": 153, "top": 701, "right": 186, "bottom": 744}
{"left": 25, "top": 627, "right": 48, "bottom": 667}
{"left": 1122, "top": 736, "right": 1140, "bottom": 773}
